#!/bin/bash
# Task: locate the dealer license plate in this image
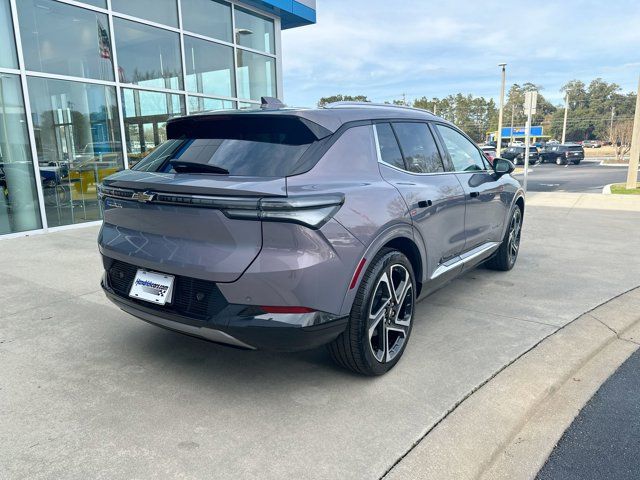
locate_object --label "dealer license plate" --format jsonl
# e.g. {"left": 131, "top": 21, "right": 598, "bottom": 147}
{"left": 129, "top": 269, "right": 175, "bottom": 305}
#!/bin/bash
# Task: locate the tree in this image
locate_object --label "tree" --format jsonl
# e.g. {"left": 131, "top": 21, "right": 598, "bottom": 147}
{"left": 612, "top": 119, "right": 633, "bottom": 162}
{"left": 317, "top": 94, "right": 370, "bottom": 107}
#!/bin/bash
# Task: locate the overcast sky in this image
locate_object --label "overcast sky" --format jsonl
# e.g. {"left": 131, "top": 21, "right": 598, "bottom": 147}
{"left": 281, "top": 0, "right": 640, "bottom": 107}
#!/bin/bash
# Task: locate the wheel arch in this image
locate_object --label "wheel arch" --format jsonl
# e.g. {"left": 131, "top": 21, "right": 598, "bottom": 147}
{"left": 338, "top": 223, "right": 426, "bottom": 316}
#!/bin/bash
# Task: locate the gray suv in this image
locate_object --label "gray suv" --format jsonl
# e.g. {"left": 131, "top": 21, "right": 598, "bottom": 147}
{"left": 98, "top": 100, "right": 524, "bottom": 375}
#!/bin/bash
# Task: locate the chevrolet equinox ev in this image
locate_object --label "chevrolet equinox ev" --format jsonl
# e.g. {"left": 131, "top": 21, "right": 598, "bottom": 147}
{"left": 98, "top": 100, "right": 524, "bottom": 375}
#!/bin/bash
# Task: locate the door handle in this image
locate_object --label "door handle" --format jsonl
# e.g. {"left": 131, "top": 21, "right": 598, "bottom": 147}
{"left": 469, "top": 192, "right": 480, "bottom": 198}
{"left": 417, "top": 200, "right": 433, "bottom": 208}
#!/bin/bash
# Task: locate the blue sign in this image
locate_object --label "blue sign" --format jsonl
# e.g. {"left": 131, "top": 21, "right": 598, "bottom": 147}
{"left": 501, "top": 126, "right": 543, "bottom": 137}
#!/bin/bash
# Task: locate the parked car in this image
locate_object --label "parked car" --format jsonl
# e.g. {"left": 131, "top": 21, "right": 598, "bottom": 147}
{"left": 480, "top": 145, "right": 497, "bottom": 164}
{"left": 539, "top": 144, "right": 585, "bottom": 165}
{"left": 98, "top": 100, "right": 525, "bottom": 376}
{"left": 500, "top": 146, "right": 540, "bottom": 165}
{"left": 582, "top": 140, "right": 602, "bottom": 148}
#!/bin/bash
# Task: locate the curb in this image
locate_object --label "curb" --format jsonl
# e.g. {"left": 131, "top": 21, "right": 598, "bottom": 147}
{"left": 599, "top": 160, "right": 631, "bottom": 167}
{"left": 602, "top": 184, "right": 612, "bottom": 194}
{"left": 383, "top": 287, "right": 640, "bottom": 480}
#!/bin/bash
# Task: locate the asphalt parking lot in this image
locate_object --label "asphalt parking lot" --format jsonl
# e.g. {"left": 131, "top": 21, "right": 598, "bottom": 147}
{"left": 518, "top": 158, "right": 630, "bottom": 193}
{"left": 2, "top": 192, "right": 640, "bottom": 479}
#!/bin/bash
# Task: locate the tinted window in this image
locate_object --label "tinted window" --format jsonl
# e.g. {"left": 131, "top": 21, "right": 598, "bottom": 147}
{"left": 0, "top": 0, "right": 18, "bottom": 68}
{"left": 184, "top": 35, "right": 235, "bottom": 97}
{"left": 393, "top": 123, "right": 444, "bottom": 173}
{"left": 112, "top": 0, "right": 178, "bottom": 27}
{"left": 17, "top": 0, "right": 114, "bottom": 81}
{"left": 235, "top": 7, "right": 275, "bottom": 54}
{"left": 568, "top": 145, "right": 583, "bottom": 151}
{"left": 114, "top": 18, "right": 183, "bottom": 89}
{"left": 181, "top": 0, "right": 232, "bottom": 42}
{"left": 436, "top": 124, "right": 488, "bottom": 172}
{"left": 375, "top": 123, "right": 404, "bottom": 169}
{"left": 134, "top": 117, "right": 316, "bottom": 177}
{"left": 236, "top": 50, "right": 276, "bottom": 100}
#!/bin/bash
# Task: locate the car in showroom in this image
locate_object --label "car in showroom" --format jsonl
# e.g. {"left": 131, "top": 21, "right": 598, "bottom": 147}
{"left": 98, "top": 100, "right": 525, "bottom": 376}
{"left": 500, "top": 145, "right": 540, "bottom": 165}
{"left": 539, "top": 143, "right": 585, "bottom": 165}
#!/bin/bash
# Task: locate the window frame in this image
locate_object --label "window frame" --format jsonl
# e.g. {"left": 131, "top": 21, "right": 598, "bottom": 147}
{"left": 432, "top": 122, "right": 492, "bottom": 173}
{"left": 373, "top": 120, "right": 450, "bottom": 176}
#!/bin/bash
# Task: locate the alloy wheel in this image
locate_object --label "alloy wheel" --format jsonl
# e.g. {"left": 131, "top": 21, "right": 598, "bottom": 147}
{"left": 507, "top": 208, "right": 522, "bottom": 265}
{"left": 368, "top": 264, "right": 414, "bottom": 363}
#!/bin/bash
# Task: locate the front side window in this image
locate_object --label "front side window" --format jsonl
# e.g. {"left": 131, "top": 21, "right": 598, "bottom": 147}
{"left": 436, "top": 124, "right": 488, "bottom": 172}
{"left": 375, "top": 123, "right": 404, "bottom": 169}
{"left": 17, "top": 0, "right": 114, "bottom": 81}
{"left": 392, "top": 123, "right": 444, "bottom": 174}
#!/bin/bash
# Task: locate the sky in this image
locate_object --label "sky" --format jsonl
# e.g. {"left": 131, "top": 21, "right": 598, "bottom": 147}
{"left": 281, "top": 0, "right": 640, "bottom": 108}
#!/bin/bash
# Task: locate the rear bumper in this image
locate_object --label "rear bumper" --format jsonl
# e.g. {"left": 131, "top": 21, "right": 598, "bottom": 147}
{"left": 102, "top": 273, "right": 348, "bottom": 352}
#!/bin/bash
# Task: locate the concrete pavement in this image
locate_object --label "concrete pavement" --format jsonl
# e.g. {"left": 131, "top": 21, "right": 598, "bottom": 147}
{"left": 1, "top": 192, "right": 640, "bottom": 479}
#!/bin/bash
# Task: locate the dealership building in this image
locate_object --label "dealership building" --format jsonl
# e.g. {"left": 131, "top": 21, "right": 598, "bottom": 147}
{"left": 0, "top": 0, "right": 316, "bottom": 238}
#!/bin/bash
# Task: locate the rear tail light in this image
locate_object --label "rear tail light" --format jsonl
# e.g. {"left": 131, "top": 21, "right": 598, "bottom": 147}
{"left": 98, "top": 185, "right": 344, "bottom": 230}
{"left": 223, "top": 194, "right": 344, "bottom": 229}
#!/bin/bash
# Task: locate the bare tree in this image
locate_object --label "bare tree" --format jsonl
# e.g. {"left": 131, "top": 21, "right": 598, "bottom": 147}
{"left": 612, "top": 119, "right": 633, "bottom": 162}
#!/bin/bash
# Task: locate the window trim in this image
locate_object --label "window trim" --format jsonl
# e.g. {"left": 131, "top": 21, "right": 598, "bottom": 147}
{"left": 373, "top": 121, "right": 450, "bottom": 177}
{"left": 432, "top": 122, "right": 492, "bottom": 174}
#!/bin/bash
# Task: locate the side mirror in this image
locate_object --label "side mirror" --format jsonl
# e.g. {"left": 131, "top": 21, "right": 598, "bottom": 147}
{"left": 493, "top": 158, "right": 515, "bottom": 176}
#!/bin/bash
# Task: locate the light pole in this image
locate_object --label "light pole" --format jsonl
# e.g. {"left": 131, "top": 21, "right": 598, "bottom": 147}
{"left": 626, "top": 75, "right": 640, "bottom": 190}
{"left": 496, "top": 63, "right": 507, "bottom": 153}
{"left": 561, "top": 92, "right": 569, "bottom": 144}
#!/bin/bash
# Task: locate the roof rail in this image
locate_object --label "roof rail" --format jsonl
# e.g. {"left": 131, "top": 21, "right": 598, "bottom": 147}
{"left": 324, "top": 101, "right": 434, "bottom": 115}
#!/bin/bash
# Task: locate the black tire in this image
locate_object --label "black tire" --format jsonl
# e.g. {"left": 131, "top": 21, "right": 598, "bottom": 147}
{"left": 328, "top": 248, "right": 416, "bottom": 376}
{"left": 572, "top": 160, "right": 581, "bottom": 165}
{"left": 512, "top": 157, "right": 520, "bottom": 166}
{"left": 556, "top": 156, "right": 565, "bottom": 165}
{"left": 485, "top": 206, "right": 522, "bottom": 271}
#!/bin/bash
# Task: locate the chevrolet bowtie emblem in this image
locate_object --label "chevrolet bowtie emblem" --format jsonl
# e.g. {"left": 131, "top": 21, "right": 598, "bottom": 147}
{"left": 131, "top": 191, "right": 155, "bottom": 203}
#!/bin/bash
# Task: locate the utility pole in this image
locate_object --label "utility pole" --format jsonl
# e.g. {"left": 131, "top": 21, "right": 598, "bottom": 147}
{"left": 496, "top": 63, "right": 507, "bottom": 153}
{"left": 523, "top": 91, "right": 537, "bottom": 192}
{"left": 402, "top": 93, "right": 407, "bottom": 106}
{"left": 626, "top": 75, "right": 640, "bottom": 190}
{"left": 609, "top": 106, "right": 615, "bottom": 144}
{"left": 509, "top": 104, "right": 515, "bottom": 146}
{"left": 561, "top": 93, "right": 569, "bottom": 144}
{"left": 433, "top": 102, "right": 437, "bottom": 116}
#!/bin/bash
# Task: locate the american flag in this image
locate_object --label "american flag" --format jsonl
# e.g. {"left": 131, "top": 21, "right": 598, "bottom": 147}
{"left": 97, "top": 20, "right": 111, "bottom": 59}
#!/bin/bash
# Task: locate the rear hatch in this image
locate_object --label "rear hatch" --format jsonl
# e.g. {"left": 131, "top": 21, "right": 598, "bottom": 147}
{"left": 98, "top": 113, "right": 330, "bottom": 282}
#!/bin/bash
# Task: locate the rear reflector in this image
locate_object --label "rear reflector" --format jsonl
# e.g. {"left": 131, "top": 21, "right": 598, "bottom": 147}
{"left": 349, "top": 257, "right": 367, "bottom": 290}
{"left": 260, "top": 306, "right": 315, "bottom": 314}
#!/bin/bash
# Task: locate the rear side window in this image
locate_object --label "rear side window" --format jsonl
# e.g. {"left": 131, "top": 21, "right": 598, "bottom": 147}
{"left": 392, "top": 123, "right": 444, "bottom": 174}
{"left": 133, "top": 115, "right": 317, "bottom": 177}
{"left": 568, "top": 145, "right": 583, "bottom": 151}
{"left": 375, "top": 123, "right": 405, "bottom": 169}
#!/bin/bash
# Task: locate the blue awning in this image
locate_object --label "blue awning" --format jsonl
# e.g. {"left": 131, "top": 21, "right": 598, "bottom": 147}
{"left": 242, "top": 0, "right": 316, "bottom": 29}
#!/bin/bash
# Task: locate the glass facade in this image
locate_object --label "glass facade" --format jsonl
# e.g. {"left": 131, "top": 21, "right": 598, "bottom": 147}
{"left": 17, "top": 0, "right": 114, "bottom": 81}
{"left": 28, "top": 76, "right": 122, "bottom": 227}
{"left": 0, "top": 0, "right": 283, "bottom": 236}
{"left": 0, "top": 0, "right": 17, "bottom": 68}
{"left": 0, "top": 74, "right": 42, "bottom": 234}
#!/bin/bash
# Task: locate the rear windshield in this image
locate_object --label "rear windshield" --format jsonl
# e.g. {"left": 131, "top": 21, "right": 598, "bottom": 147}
{"left": 568, "top": 145, "right": 583, "bottom": 151}
{"left": 132, "top": 116, "right": 318, "bottom": 177}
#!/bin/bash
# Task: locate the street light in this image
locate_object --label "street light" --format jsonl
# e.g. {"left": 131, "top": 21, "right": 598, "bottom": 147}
{"left": 496, "top": 63, "right": 507, "bottom": 155}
